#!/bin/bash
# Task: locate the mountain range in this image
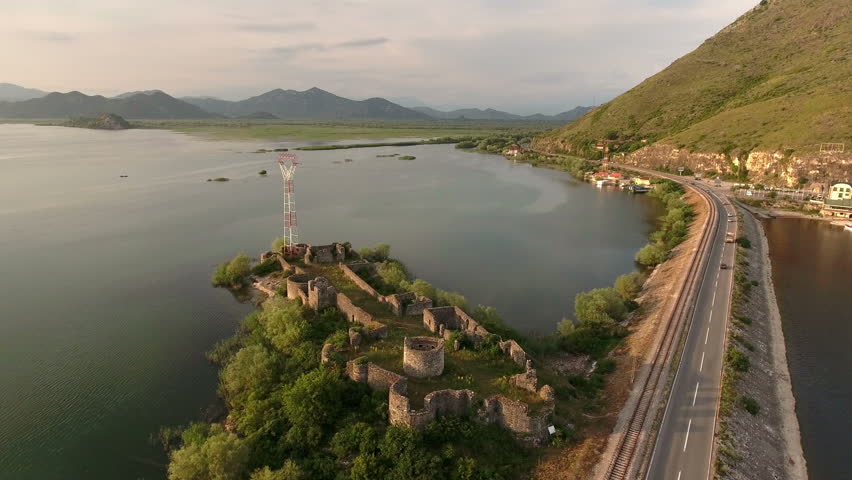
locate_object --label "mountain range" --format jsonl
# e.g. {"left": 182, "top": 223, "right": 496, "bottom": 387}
{"left": 536, "top": 0, "right": 852, "bottom": 155}
{"left": 0, "top": 84, "right": 588, "bottom": 122}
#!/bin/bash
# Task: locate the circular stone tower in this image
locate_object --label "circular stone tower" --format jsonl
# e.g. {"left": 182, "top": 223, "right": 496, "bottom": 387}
{"left": 403, "top": 336, "right": 444, "bottom": 378}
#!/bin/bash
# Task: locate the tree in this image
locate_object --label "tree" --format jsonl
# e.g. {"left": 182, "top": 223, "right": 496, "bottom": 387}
{"left": 636, "top": 243, "right": 667, "bottom": 266}
{"left": 212, "top": 253, "right": 253, "bottom": 287}
{"left": 404, "top": 279, "right": 436, "bottom": 302}
{"left": 557, "top": 318, "right": 576, "bottom": 336}
{"left": 331, "top": 422, "right": 378, "bottom": 459}
{"left": 282, "top": 368, "right": 349, "bottom": 429}
{"left": 614, "top": 272, "right": 646, "bottom": 301}
{"left": 271, "top": 237, "right": 287, "bottom": 252}
{"left": 168, "top": 430, "right": 249, "bottom": 480}
{"left": 250, "top": 463, "right": 304, "bottom": 480}
{"left": 574, "top": 288, "right": 627, "bottom": 325}
{"left": 262, "top": 298, "right": 309, "bottom": 352}
{"left": 221, "top": 344, "right": 281, "bottom": 410}
{"left": 436, "top": 289, "right": 468, "bottom": 310}
{"left": 378, "top": 260, "right": 409, "bottom": 289}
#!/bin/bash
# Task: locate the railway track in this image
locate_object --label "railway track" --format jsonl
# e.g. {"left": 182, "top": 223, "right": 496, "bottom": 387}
{"left": 604, "top": 178, "right": 719, "bottom": 480}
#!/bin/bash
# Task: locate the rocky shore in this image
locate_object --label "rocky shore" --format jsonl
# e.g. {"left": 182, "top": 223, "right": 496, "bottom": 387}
{"left": 716, "top": 207, "right": 808, "bottom": 479}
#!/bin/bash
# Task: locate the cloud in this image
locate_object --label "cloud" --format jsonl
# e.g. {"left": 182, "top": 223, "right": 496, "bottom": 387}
{"left": 265, "top": 37, "right": 389, "bottom": 58}
{"left": 30, "top": 31, "right": 75, "bottom": 43}
{"left": 1, "top": 0, "right": 757, "bottom": 114}
{"left": 335, "top": 37, "right": 389, "bottom": 48}
{"left": 235, "top": 22, "right": 316, "bottom": 33}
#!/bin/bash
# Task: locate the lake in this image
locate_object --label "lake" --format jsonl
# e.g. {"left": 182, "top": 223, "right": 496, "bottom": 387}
{"left": 763, "top": 218, "right": 852, "bottom": 480}
{"left": 0, "top": 124, "right": 662, "bottom": 479}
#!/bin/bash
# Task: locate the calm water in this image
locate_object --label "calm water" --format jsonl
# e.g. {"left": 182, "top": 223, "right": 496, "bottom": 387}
{"left": 763, "top": 219, "right": 852, "bottom": 480}
{"left": 0, "top": 124, "right": 662, "bottom": 479}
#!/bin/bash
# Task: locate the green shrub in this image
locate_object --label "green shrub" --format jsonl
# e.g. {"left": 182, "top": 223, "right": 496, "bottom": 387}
{"left": 741, "top": 396, "right": 760, "bottom": 415}
{"left": 735, "top": 237, "right": 752, "bottom": 248}
{"left": 212, "top": 253, "right": 252, "bottom": 287}
{"left": 252, "top": 257, "right": 282, "bottom": 277}
{"left": 636, "top": 243, "right": 667, "bottom": 266}
{"left": 614, "top": 272, "right": 646, "bottom": 300}
{"left": 727, "top": 348, "right": 750, "bottom": 372}
{"left": 358, "top": 243, "right": 391, "bottom": 262}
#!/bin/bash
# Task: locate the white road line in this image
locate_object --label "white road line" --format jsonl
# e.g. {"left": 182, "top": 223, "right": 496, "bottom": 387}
{"left": 705, "top": 327, "right": 710, "bottom": 344}
{"left": 693, "top": 382, "right": 700, "bottom": 406}
{"left": 677, "top": 471, "right": 682, "bottom": 480}
{"left": 712, "top": 292, "right": 716, "bottom": 308}
{"left": 700, "top": 352, "right": 705, "bottom": 372}
{"left": 683, "top": 419, "right": 692, "bottom": 452}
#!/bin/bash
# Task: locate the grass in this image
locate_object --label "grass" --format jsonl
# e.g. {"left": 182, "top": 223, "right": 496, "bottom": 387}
{"left": 537, "top": 0, "right": 852, "bottom": 155}
{"left": 133, "top": 120, "right": 546, "bottom": 141}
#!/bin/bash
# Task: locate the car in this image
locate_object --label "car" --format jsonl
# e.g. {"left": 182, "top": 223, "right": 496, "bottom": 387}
{"left": 728, "top": 219, "right": 735, "bottom": 222}
{"left": 720, "top": 263, "right": 728, "bottom": 269}
{"left": 727, "top": 213, "right": 734, "bottom": 217}
{"left": 723, "top": 202, "right": 729, "bottom": 205}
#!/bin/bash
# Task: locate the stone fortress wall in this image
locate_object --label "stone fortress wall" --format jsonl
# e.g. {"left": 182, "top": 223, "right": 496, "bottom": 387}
{"left": 261, "top": 242, "right": 554, "bottom": 443}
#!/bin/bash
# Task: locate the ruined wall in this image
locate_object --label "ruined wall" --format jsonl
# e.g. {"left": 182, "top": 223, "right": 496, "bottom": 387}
{"left": 347, "top": 359, "right": 406, "bottom": 391}
{"left": 479, "top": 395, "right": 552, "bottom": 442}
{"left": 499, "top": 340, "right": 527, "bottom": 367}
{"left": 305, "top": 242, "right": 347, "bottom": 264}
{"left": 337, "top": 293, "right": 387, "bottom": 338}
{"left": 350, "top": 359, "right": 552, "bottom": 441}
{"left": 340, "top": 263, "right": 382, "bottom": 299}
{"left": 385, "top": 292, "right": 433, "bottom": 316}
{"left": 286, "top": 273, "right": 312, "bottom": 304}
{"left": 308, "top": 277, "right": 337, "bottom": 310}
{"left": 388, "top": 379, "right": 475, "bottom": 430}
{"left": 423, "top": 306, "right": 489, "bottom": 342}
{"left": 403, "top": 337, "right": 444, "bottom": 378}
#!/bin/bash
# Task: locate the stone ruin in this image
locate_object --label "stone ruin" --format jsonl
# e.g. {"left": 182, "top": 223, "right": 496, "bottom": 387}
{"left": 423, "top": 306, "right": 490, "bottom": 343}
{"left": 285, "top": 271, "right": 387, "bottom": 339}
{"left": 403, "top": 336, "right": 444, "bottom": 378}
{"left": 385, "top": 291, "right": 433, "bottom": 316}
{"left": 347, "top": 358, "right": 554, "bottom": 446}
{"left": 305, "top": 242, "right": 348, "bottom": 264}
{"left": 340, "top": 262, "right": 433, "bottom": 316}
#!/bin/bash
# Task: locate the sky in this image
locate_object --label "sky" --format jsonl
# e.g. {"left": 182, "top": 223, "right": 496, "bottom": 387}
{"left": 1, "top": 0, "right": 757, "bottom": 114}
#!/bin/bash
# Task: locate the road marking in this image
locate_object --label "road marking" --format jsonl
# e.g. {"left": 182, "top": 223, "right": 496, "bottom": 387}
{"left": 700, "top": 352, "right": 705, "bottom": 372}
{"left": 693, "top": 382, "right": 700, "bottom": 406}
{"left": 712, "top": 290, "right": 716, "bottom": 308}
{"left": 683, "top": 418, "right": 692, "bottom": 452}
{"left": 677, "top": 471, "right": 682, "bottom": 480}
{"left": 705, "top": 327, "right": 710, "bottom": 344}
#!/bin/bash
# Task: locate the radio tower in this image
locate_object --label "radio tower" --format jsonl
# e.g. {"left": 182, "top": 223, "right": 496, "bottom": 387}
{"left": 277, "top": 153, "right": 300, "bottom": 256}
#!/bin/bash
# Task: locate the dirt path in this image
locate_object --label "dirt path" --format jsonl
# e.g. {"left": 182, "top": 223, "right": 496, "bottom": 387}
{"left": 717, "top": 208, "right": 808, "bottom": 480}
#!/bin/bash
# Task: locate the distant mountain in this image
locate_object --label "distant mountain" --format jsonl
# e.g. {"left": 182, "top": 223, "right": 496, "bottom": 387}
{"left": 182, "top": 87, "right": 430, "bottom": 120}
{"left": 0, "top": 90, "right": 217, "bottom": 119}
{"left": 112, "top": 90, "right": 166, "bottom": 99}
{"left": 236, "top": 111, "right": 279, "bottom": 120}
{"left": 0, "top": 83, "right": 48, "bottom": 102}
{"left": 413, "top": 105, "right": 592, "bottom": 122}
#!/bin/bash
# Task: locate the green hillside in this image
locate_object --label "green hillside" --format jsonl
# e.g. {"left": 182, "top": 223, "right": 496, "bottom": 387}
{"left": 536, "top": 0, "right": 852, "bottom": 157}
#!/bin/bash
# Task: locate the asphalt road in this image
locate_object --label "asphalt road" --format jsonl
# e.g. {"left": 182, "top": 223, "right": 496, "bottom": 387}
{"left": 646, "top": 184, "right": 736, "bottom": 480}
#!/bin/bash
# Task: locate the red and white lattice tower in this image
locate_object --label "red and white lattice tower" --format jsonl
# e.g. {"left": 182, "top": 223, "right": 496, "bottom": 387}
{"left": 277, "top": 153, "right": 300, "bottom": 255}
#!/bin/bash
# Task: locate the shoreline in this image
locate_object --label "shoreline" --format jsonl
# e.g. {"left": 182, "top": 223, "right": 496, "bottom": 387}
{"left": 756, "top": 216, "right": 809, "bottom": 479}
{"left": 719, "top": 207, "right": 808, "bottom": 479}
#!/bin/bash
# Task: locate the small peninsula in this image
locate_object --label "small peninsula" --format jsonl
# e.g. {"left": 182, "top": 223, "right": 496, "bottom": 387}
{"left": 63, "top": 113, "right": 131, "bottom": 130}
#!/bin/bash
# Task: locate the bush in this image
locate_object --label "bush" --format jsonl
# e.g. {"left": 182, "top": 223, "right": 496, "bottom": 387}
{"left": 636, "top": 243, "right": 667, "bottom": 266}
{"left": 741, "top": 396, "right": 760, "bottom": 415}
{"left": 574, "top": 287, "right": 627, "bottom": 326}
{"left": 212, "top": 253, "right": 252, "bottom": 287}
{"left": 252, "top": 257, "right": 282, "bottom": 277}
{"left": 614, "top": 272, "right": 646, "bottom": 301}
{"left": 727, "top": 348, "right": 750, "bottom": 372}
{"left": 358, "top": 243, "right": 391, "bottom": 262}
{"left": 735, "top": 236, "right": 752, "bottom": 248}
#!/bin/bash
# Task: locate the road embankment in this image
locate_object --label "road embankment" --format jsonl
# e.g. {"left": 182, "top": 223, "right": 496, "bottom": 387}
{"left": 715, "top": 208, "right": 807, "bottom": 479}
